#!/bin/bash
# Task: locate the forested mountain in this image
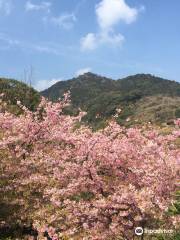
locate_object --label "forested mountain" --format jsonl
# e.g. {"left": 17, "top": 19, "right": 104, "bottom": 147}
{"left": 41, "top": 73, "right": 180, "bottom": 128}
{"left": 0, "top": 74, "right": 180, "bottom": 127}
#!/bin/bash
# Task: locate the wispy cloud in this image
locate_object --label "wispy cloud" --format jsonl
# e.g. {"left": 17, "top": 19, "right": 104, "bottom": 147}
{"left": 0, "top": 0, "right": 13, "bottom": 15}
{"left": 25, "top": 1, "right": 51, "bottom": 12}
{"left": 49, "top": 13, "right": 76, "bottom": 29}
{"left": 81, "top": 0, "right": 143, "bottom": 51}
{"left": 32, "top": 45, "right": 60, "bottom": 55}
{"left": 0, "top": 33, "right": 20, "bottom": 51}
{"left": 42, "top": 1, "right": 85, "bottom": 30}
{"left": 81, "top": 33, "right": 97, "bottom": 51}
{"left": 0, "top": 33, "right": 63, "bottom": 55}
{"left": 75, "top": 67, "right": 92, "bottom": 77}
{"left": 34, "top": 78, "right": 62, "bottom": 91}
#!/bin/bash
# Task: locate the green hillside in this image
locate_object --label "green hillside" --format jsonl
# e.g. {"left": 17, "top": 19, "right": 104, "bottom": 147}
{"left": 0, "top": 78, "right": 40, "bottom": 113}
{"left": 1, "top": 74, "right": 179, "bottom": 128}
{"left": 41, "top": 73, "right": 180, "bottom": 128}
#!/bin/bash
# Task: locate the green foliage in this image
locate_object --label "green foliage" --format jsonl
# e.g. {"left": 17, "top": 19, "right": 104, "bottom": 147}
{"left": 41, "top": 73, "right": 180, "bottom": 128}
{"left": 167, "top": 191, "right": 180, "bottom": 216}
{"left": 70, "top": 191, "right": 95, "bottom": 202}
{"left": 155, "top": 232, "right": 180, "bottom": 240}
{"left": 0, "top": 78, "right": 40, "bottom": 112}
{"left": 1, "top": 74, "right": 180, "bottom": 127}
{"left": 175, "top": 109, "right": 180, "bottom": 118}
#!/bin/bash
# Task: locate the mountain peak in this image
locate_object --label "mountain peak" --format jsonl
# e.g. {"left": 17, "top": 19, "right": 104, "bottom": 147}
{"left": 78, "top": 72, "right": 100, "bottom": 79}
{"left": 76, "top": 72, "right": 113, "bottom": 84}
{"left": 82, "top": 72, "right": 96, "bottom": 76}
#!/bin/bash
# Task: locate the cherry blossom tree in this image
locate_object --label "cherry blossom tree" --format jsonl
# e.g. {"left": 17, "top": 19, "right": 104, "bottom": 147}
{"left": 0, "top": 94, "right": 179, "bottom": 239}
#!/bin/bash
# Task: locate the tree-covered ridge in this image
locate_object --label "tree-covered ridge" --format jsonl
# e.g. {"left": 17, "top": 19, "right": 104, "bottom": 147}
{"left": 1, "top": 74, "right": 180, "bottom": 127}
{"left": 0, "top": 78, "right": 40, "bottom": 113}
{"left": 117, "top": 74, "right": 180, "bottom": 96}
{"left": 41, "top": 73, "right": 180, "bottom": 128}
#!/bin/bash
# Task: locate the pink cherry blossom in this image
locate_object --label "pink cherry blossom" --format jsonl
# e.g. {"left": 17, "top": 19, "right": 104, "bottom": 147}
{"left": 0, "top": 95, "right": 179, "bottom": 239}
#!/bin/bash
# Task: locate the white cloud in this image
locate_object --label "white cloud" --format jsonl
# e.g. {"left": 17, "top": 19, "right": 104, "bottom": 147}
{"left": 50, "top": 13, "right": 76, "bottom": 29}
{"left": 100, "top": 31, "right": 124, "bottom": 45}
{"left": 96, "top": 0, "right": 138, "bottom": 30}
{"left": 0, "top": 0, "right": 13, "bottom": 15}
{"left": 81, "top": 0, "right": 141, "bottom": 51}
{"left": 75, "top": 67, "right": 92, "bottom": 77}
{"left": 81, "top": 33, "right": 97, "bottom": 51}
{"left": 25, "top": 1, "right": 51, "bottom": 12}
{"left": 81, "top": 31, "right": 125, "bottom": 51}
{"left": 34, "top": 78, "right": 62, "bottom": 91}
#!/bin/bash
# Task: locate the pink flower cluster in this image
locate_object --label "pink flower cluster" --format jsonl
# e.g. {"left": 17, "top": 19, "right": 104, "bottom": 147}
{"left": 0, "top": 95, "right": 179, "bottom": 240}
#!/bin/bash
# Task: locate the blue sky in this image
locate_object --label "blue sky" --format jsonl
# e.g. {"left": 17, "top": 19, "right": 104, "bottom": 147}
{"left": 0, "top": 0, "right": 180, "bottom": 90}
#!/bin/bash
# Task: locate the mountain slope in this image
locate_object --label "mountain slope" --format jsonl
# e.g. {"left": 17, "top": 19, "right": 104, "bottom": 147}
{"left": 116, "top": 74, "right": 180, "bottom": 96}
{"left": 41, "top": 73, "right": 116, "bottom": 107}
{"left": 0, "top": 78, "right": 40, "bottom": 113}
{"left": 41, "top": 73, "right": 180, "bottom": 101}
{"left": 41, "top": 73, "right": 180, "bottom": 127}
